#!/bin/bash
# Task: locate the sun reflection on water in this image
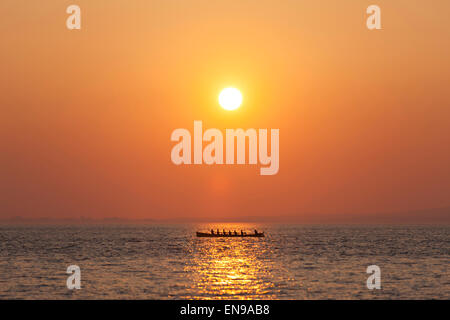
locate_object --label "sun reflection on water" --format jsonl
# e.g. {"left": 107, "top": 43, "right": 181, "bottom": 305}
{"left": 183, "top": 224, "right": 278, "bottom": 300}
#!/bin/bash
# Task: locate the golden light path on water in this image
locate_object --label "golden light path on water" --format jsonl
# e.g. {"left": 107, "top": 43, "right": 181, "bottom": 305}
{"left": 183, "top": 223, "right": 284, "bottom": 300}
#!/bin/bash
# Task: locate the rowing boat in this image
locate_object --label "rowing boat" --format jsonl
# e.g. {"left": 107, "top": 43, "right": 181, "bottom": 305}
{"left": 196, "top": 232, "right": 265, "bottom": 238}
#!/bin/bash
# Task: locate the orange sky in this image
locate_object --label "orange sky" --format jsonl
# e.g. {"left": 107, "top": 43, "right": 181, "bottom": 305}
{"left": 1, "top": 1, "right": 450, "bottom": 222}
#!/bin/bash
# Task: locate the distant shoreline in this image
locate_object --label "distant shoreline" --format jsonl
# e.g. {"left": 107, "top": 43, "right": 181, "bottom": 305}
{"left": 1, "top": 206, "right": 449, "bottom": 225}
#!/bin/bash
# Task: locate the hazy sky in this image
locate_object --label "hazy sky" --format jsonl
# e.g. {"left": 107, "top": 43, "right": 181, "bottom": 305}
{"left": 1, "top": 1, "right": 450, "bottom": 222}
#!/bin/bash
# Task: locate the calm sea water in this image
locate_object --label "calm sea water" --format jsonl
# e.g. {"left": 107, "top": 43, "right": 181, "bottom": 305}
{"left": 0, "top": 224, "right": 448, "bottom": 299}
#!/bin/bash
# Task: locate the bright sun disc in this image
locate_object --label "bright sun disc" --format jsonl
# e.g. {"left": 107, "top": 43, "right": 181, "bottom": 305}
{"left": 219, "top": 88, "right": 242, "bottom": 110}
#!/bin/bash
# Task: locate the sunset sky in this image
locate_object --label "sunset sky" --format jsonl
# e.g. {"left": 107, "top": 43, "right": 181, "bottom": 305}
{"left": 1, "top": 1, "right": 450, "bottom": 223}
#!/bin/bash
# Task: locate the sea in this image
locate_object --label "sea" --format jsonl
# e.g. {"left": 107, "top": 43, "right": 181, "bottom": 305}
{"left": 0, "top": 224, "right": 448, "bottom": 299}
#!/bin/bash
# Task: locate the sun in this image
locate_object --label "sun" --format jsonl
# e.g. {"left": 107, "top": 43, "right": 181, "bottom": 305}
{"left": 219, "top": 88, "right": 242, "bottom": 111}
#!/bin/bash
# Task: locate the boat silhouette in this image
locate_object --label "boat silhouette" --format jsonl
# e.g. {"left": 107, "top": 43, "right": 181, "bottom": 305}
{"left": 196, "top": 231, "right": 265, "bottom": 238}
